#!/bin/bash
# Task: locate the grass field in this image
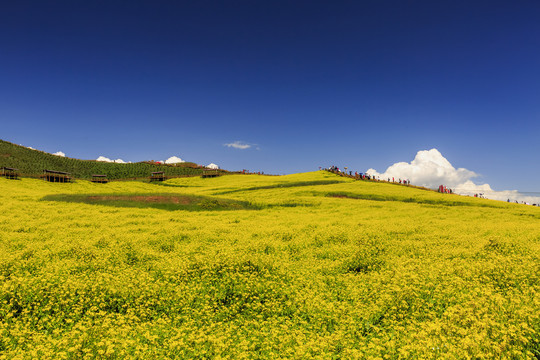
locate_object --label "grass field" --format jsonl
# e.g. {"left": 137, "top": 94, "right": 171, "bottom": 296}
{"left": 1, "top": 171, "right": 539, "bottom": 359}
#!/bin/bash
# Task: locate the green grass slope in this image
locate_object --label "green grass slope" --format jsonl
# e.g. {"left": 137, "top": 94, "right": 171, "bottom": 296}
{"left": 0, "top": 139, "right": 216, "bottom": 179}
{"left": 1, "top": 171, "right": 539, "bottom": 359}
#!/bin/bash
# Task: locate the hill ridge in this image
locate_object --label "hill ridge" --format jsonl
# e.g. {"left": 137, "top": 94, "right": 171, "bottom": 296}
{"left": 0, "top": 139, "right": 220, "bottom": 180}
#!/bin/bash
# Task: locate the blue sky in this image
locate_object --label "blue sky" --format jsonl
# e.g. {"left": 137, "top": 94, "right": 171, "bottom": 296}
{"left": 1, "top": 1, "right": 539, "bottom": 193}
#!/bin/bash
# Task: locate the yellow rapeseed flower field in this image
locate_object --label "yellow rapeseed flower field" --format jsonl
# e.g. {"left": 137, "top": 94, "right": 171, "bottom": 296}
{"left": 1, "top": 171, "right": 539, "bottom": 359}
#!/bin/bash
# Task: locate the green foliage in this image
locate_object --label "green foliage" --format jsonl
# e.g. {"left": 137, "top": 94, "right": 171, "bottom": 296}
{"left": 325, "top": 191, "right": 503, "bottom": 208}
{"left": 42, "top": 193, "right": 258, "bottom": 211}
{"left": 0, "top": 139, "right": 214, "bottom": 180}
{"left": 215, "top": 179, "right": 344, "bottom": 194}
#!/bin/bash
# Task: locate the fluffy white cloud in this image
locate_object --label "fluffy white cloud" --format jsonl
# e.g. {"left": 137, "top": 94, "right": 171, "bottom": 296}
{"left": 52, "top": 151, "right": 65, "bottom": 157}
{"left": 96, "top": 156, "right": 128, "bottom": 163}
{"left": 206, "top": 163, "right": 219, "bottom": 169}
{"left": 366, "top": 149, "right": 477, "bottom": 188}
{"left": 96, "top": 156, "right": 113, "bottom": 162}
{"left": 453, "top": 181, "right": 540, "bottom": 204}
{"left": 224, "top": 141, "right": 251, "bottom": 150}
{"left": 165, "top": 156, "right": 185, "bottom": 164}
{"left": 366, "top": 148, "right": 540, "bottom": 204}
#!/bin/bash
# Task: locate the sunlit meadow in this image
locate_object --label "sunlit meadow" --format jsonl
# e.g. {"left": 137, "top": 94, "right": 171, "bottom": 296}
{"left": 1, "top": 171, "right": 539, "bottom": 359}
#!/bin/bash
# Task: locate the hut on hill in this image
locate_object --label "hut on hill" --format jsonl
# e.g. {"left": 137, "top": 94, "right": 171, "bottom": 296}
{"left": 150, "top": 171, "right": 166, "bottom": 182}
{"left": 1, "top": 167, "right": 20, "bottom": 180}
{"left": 202, "top": 169, "right": 220, "bottom": 178}
{"left": 91, "top": 174, "right": 108, "bottom": 183}
{"left": 42, "top": 170, "right": 72, "bottom": 183}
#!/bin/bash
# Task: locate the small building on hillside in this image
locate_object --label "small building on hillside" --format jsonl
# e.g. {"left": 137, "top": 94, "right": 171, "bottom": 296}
{"left": 91, "top": 174, "right": 108, "bottom": 183}
{"left": 202, "top": 169, "right": 220, "bottom": 178}
{"left": 150, "top": 171, "right": 166, "bottom": 182}
{"left": 1, "top": 167, "right": 20, "bottom": 180}
{"left": 42, "top": 170, "right": 72, "bottom": 183}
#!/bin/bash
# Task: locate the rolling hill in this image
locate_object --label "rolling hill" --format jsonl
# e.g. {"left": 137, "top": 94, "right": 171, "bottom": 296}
{"left": 0, "top": 139, "right": 219, "bottom": 180}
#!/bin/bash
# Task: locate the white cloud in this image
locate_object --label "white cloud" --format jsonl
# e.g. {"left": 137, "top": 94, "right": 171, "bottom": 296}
{"left": 366, "top": 148, "right": 540, "bottom": 204}
{"left": 206, "top": 163, "right": 219, "bottom": 169}
{"left": 165, "top": 156, "right": 185, "bottom": 164}
{"left": 224, "top": 141, "right": 252, "bottom": 150}
{"left": 96, "top": 156, "right": 113, "bottom": 162}
{"left": 52, "top": 151, "right": 65, "bottom": 157}
{"left": 366, "top": 149, "right": 477, "bottom": 188}
{"left": 97, "top": 156, "right": 128, "bottom": 163}
{"left": 453, "top": 181, "right": 540, "bottom": 204}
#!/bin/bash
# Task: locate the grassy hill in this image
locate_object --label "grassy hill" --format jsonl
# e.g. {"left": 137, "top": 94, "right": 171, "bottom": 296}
{"left": 0, "top": 171, "right": 539, "bottom": 358}
{"left": 0, "top": 139, "right": 217, "bottom": 180}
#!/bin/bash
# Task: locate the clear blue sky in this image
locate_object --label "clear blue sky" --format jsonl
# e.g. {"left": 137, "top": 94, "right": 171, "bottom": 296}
{"left": 1, "top": 1, "right": 539, "bottom": 191}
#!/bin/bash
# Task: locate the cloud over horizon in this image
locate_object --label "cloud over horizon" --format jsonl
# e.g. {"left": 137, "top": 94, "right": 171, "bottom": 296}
{"left": 224, "top": 141, "right": 252, "bottom": 150}
{"left": 366, "top": 149, "right": 540, "bottom": 204}
{"left": 52, "top": 151, "right": 65, "bottom": 157}
{"left": 366, "top": 149, "right": 478, "bottom": 189}
{"left": 96, "top": 156, "right": 127, "bottom": 163}
{"left": 165, "top": 156, "right": 185, "bottom": 164}
{"left": 96, "top": 156, "right": 112, "bottom": 162}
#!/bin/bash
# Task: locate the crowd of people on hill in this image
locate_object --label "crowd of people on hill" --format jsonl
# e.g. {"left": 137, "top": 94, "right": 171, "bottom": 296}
{"left": 438, "top": 185, "right": 453, "bottom": 194}
{"left": 323, "top": 166, "right": 411, "bottom": 185}
{"left": 509, "top": 199, "right": 539, "bottom": 206}
{"left": 242, "top": 169, "right": 265, "bottom": 175}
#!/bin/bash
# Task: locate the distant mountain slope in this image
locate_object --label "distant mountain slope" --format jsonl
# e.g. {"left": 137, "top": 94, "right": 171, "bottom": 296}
{"left": 0, "top": 139, "right": 216, "bottom": 180}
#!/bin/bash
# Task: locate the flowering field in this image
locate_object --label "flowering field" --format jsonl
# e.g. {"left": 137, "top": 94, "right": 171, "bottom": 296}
{"left": 1, "top": 172, "right": 539, "bottom": 359}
